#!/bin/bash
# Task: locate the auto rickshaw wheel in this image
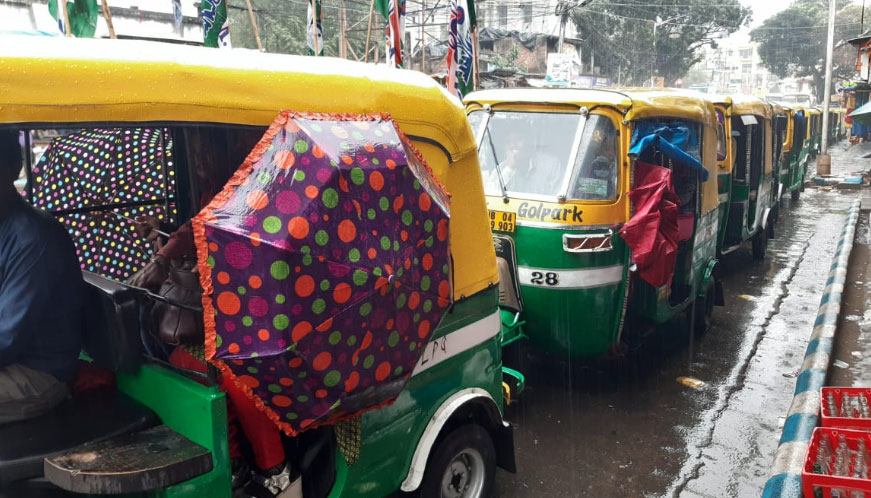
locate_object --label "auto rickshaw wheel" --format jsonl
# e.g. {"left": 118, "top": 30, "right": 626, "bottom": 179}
{"left": 791, "top": 188, "right": 800, "bottom": 202}
{"left": 752, "top": 227, "right": 768, "bottom": 261}
{"left": 420, "top": 424, "right": 495, "bottom": 498}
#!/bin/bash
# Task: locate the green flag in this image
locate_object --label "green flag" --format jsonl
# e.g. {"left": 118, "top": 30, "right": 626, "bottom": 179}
{"left": 376, "top": 0, "right": 475, "bottom": 23}
{"left": 48, "top": 0, "right": 98, "bottom": 38}
{"left": 201, "top": 0, "right": 231, "bottom": 48}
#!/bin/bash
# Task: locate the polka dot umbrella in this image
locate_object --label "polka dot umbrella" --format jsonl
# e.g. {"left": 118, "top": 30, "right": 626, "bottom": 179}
{"left": 27, "top": 128, "right": 177, "bottom": 281}
{"left": 193, "top": 111, "right": 451, "bottom": 436}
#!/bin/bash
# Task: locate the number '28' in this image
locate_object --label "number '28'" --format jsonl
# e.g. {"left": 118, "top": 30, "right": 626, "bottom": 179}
{"left": 530, "top": 271, "right": 559, "bottom": 286}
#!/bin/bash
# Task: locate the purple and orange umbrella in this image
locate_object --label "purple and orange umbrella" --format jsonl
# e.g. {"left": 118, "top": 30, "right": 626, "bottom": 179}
{"left": 193, "top": 111, "right": 451, "bottom": 435}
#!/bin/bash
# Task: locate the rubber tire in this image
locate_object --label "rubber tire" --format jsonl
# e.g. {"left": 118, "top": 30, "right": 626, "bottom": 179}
{"left": 791, "top": 188, "right": 800, "bottom": 202}
{"left": 419, "top": 425, "right": 496, "bottom": 498}
{"left": 752, "top": 226, "right": 768, "bottom": 261}
{"left": 693, "top": 276, "right": 716, "bottom": 336}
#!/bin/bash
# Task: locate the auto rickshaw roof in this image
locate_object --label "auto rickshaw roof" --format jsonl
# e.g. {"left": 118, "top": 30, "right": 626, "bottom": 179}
{"left": 0, "top": 36, "right": 497, "bottom": 301}
{"left": 728, "top": 96, "right": 773, "bottom": 119}
{"left": 464, "top": 87, "right": 717, "bottom": 124}
{"left": 704, "top": 94, "right": 773, "bottom": 119}
{"left": 0, "top": 36, "right": 474, "bottom": 162}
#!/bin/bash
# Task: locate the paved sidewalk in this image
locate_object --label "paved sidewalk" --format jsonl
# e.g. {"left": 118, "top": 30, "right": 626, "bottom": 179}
{"left": 674, "top": 143, "right": 864, "bottom": 497}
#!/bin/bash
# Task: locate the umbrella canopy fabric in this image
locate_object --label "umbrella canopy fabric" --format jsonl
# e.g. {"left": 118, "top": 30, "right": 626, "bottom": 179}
{"left": 849, "top": 101, "right": 871, "bottom": 123}
{"left": 194, "top": 111, "right": 452, "bottom": 436}
{"left": 617, "top": 161, "right": 680, "bottom": 288}
{"left": 27, "top": 128, "right": 177, "bottom": 280}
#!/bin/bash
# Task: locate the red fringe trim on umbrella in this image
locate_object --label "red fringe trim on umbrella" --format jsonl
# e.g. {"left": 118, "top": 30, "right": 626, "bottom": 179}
{"left": 193, "top": 110, "right": 449, "bottom": 436}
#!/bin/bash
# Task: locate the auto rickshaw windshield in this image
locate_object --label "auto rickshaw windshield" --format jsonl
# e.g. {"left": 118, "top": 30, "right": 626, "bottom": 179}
{"left": 470, "top": 110, "right": 582, "bottom": 198}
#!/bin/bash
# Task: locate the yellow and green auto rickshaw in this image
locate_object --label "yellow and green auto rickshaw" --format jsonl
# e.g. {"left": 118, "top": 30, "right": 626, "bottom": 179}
{"left": 464, "top": 88, "right": 722, "bottom": 359}
{"left": 808, "top": 107, "right": 823, "bottom": 156}
{"left": 827, "top": 107, "right": 844, "bottom": 143}
{"left": 0, "top": 36, "right": 516, "bottom": 498}
{"left": 778, "top": 104, "right": 811, "bottom": 201}
{"left": 709, "top": 95, "right": 778, "bottom": 260}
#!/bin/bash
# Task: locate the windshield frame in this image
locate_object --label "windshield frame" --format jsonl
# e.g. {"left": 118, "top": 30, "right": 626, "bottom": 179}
{"left": 470, "top": 108, "right": 587, "bottom": 202}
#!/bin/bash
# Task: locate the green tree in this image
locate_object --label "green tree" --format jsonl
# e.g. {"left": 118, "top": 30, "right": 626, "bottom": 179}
{"left": 227, "top": 0, "right": 373, "bottom": 58}
{"left": 751, "top": 0, "right": 863, "bottom": 101}
{"left": 571, "top": 0, "right": 750, "bottom": 85}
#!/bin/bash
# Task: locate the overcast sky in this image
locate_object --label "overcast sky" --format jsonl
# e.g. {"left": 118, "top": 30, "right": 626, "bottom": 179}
{"left": 745, "top": 0, "right": 790, "bottom": 28}
{"left": 744, "top": 0, "right": 867, "bottom": 27}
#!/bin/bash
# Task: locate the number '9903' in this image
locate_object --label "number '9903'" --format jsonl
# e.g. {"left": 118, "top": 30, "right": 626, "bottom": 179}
{"left": 529, "top": 271, "right": 559, "bottom": 286}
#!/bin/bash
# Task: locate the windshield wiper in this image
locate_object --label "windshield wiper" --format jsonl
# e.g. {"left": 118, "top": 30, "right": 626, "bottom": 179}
{"left": 485, "top": 127, "right": 510, "bottom": 204}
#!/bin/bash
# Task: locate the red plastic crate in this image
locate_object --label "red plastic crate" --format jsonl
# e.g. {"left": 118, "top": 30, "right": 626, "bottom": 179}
{"left": 821, "top": 387, "right": 871, "bottom": 430}
{"left": 803, "top": 427, "right": 871, "bottom": 498}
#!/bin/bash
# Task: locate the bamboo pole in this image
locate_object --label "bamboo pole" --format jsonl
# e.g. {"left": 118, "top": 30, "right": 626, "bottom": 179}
{"left": 364, "top": 0, "right": 376, "bottom": 62}
{"left": 59, "top": 0, "right": 72, "bottom": 37}
{"left": 100, "top": 0, "right": 116, "bottom": 38}
{"left": 340, "top": 0, "right": 347, "bottom": 58}
{"left": 420, "top": 0, "right": 426, "bottom": 72}
{"left": 244, "top": 0, "right": 264, "bottom": 51}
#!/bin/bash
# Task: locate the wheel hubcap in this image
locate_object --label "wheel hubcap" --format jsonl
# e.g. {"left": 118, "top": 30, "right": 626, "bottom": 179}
{"left": 441, "top": 448, "right": 485, "bottom": 498}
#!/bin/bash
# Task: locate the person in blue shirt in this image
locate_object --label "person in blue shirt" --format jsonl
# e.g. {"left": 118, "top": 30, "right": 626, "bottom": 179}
{"left": 0, "top": 130, "right": 84, "bottom": 424}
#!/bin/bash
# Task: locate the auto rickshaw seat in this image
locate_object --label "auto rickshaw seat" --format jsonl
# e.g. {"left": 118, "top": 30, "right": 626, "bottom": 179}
{"left": 81, "top": 271, "right": 144, "bottom": 372}
{"left": 0, "top": 389, "right": 157, "bottom": 485}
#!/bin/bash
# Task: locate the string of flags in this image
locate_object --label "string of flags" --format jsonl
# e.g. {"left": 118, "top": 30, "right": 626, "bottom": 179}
{"left": 42, "top": 0, "right": 478, "bottom": 98}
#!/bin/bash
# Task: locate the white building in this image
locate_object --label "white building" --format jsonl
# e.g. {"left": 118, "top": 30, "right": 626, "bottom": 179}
{"left": 693, "top": 34, "right": 778, "bottom": 96}
{"left": 1, "top": 0, "right": 202, "bottom": 44}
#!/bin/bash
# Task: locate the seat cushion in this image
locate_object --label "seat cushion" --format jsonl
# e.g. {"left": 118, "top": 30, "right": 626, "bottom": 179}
{"left": 0, "top": 389, "right": 157, "bottom": 485}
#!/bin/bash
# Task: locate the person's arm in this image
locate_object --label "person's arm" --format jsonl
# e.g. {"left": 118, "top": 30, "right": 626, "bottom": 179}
{"left": 0, "top": 242, "right": 48, "bottom": 368}
{"left": 157, "top": 222, "right": 195, "bottom": 261}
{"left": 127, "top": 222, "right": 195, "bottom": 291}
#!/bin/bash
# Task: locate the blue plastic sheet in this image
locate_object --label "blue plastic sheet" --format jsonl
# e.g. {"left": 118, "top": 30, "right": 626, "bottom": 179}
{"left": 629, "top": 122, "right": 709, "bottom": 182}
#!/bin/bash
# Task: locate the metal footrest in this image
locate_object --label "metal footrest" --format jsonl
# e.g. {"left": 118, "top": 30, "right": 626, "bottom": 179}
{"left": 44, "top": 425, "right": 212, "bottom": 495}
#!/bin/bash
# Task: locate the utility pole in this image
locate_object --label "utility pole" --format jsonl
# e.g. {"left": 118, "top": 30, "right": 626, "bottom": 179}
{"left": 819, "top": 0, "right": 837, "bottom": 175}
{"left": 557, "top": 2, "right": 568, "bottom": 53}
{"left": 556, "top": 0, "right": 593, "bottom": 54}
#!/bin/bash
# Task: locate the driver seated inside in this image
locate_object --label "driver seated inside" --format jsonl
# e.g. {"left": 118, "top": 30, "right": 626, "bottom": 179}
{"left": 0, "top": 130, "right": 84, "bottom": 424}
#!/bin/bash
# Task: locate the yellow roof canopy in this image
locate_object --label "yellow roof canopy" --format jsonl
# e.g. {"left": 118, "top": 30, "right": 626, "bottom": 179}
{"left": 0, "top": 36, "right": 497, "bottom": 300}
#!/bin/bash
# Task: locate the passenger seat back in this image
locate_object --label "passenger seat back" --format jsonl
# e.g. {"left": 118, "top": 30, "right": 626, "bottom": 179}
{"left": 81, "top": 271, "right": 143, "bottom": 372}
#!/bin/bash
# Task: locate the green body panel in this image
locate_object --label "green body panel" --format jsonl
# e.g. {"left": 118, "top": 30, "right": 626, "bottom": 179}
{"left": 724, "top": 176, "right": 773, "bottom": 248}
{"left": 781, "top": 143, "right": 809, "bottom": 194}
{"left": 117, "top": 364, "right": 231, "bottom": 498}
{"left": 629, "top": 209, "right": 718, "bottom": 323}
{"left": 113, "top": 292, "right": 502, "bottom": 498}
{"left": 507, "top": 224, "right": 629, "bottom": 358}
{"left": 716, "top": 172, "right": 731, "bottom": 251}
{"left": 731, "top": 185, "right": 750, "bottom": 202}
{"left": 336, "top": 290, "right": 503, "bottom": 498}
{"left": 504, "top": 205, "right": 718, "bottom": 358}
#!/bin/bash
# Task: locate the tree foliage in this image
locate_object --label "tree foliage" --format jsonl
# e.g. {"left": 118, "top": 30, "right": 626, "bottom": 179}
{"left": 751, "top": 0, "right": 864, "bottom": 100}
{"left": 571, "top": 0, "right": 749, "bottom": 85}
{"left": 227, "top": 0, "right": 374, "bottom": 59}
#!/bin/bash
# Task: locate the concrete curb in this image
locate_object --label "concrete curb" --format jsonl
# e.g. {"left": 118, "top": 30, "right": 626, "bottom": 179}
{"left": 761, "top": 197, "right": 862, "bottom": 498}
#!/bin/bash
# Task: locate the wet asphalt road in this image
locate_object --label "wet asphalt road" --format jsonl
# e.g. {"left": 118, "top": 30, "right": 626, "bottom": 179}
{"left": 494, "top": 144, "right": 867, "bottom": 498}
